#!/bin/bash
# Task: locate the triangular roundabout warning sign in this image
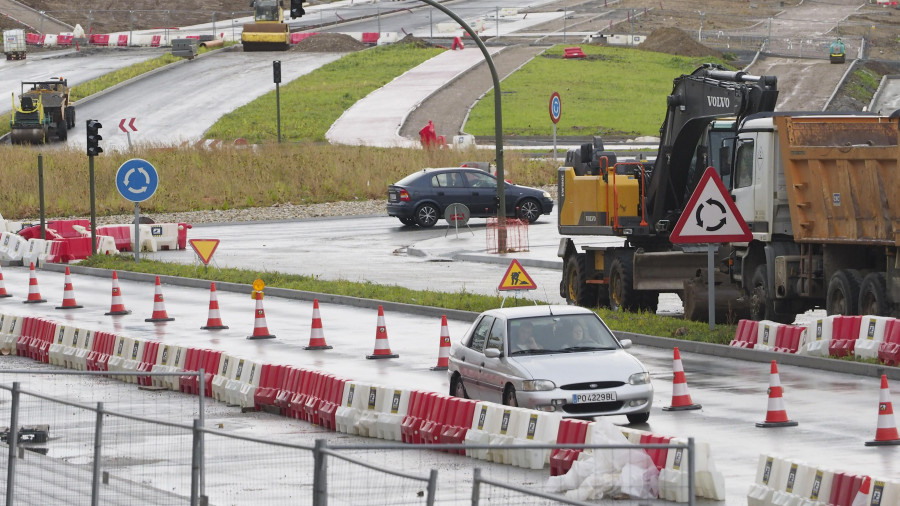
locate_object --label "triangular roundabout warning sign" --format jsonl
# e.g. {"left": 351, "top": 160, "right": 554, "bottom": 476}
{"left": 498, "top": 259, "right": 537, "bottom": 291}
{"left": 189, "top": 239, "right": 220, "bottom": 265}
{"left": 670, "top": 167, "right": 752, "bottom": 244}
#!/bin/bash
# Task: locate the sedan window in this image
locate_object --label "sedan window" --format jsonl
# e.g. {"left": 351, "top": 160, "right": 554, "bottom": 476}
{"left": 485, "top": 319, "right": 504, "bottom": 353}
{"left": 464, "top": 172, "right": 497, "bottom": 189}
{"left": 432, "top": 172, "right": 464, "bottom": 188}
{"left": 467, "top": 316, "right": 494, "bottom": 352}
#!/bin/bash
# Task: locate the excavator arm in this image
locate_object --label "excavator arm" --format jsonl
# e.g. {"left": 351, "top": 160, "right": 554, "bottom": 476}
{"left": 644, "top": 64, "right": 778, "bottom": 233}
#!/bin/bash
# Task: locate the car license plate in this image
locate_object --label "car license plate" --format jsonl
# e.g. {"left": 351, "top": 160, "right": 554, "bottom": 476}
{"left": 572, "top": 392, "right": 616, "bottom": 403}
{"left": 388, "top": 193, "right": 398, "bottom": 202}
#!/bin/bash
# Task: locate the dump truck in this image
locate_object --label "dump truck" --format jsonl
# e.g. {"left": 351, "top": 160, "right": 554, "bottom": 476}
{"left": 10, "top": 78, "right": 75, "bottom": 144}
{"left": 558, "top": 64, "right": 778, "bottom": 320}
{"left": 3, "top": 29, "right": 26, "bottom": 60}
{"left": 559, "top": 64, "right": 900, "bottom": 322}
{"left": 242, "top": 0, "right": 291, "bottom": 51}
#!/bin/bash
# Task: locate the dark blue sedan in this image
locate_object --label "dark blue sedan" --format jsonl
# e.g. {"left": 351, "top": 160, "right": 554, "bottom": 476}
{"left": 386, "top": 167, "right": 554, "bottom": 228}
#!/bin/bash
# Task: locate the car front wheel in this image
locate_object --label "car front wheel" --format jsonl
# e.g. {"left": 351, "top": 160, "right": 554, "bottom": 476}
{"left": 415, "top": 203, "right": 439, "bottom": 228}
{"left": 502, "top": 385, "right": 518, "bottom": 407}
{"left": 450, "top": 374, "right": 468, "bottom": 399}
{"left": 626, "top": 412, "right": 649, "bottom": 424}
{"left": 516, "top": 198, "right": 542, "bottom": 223}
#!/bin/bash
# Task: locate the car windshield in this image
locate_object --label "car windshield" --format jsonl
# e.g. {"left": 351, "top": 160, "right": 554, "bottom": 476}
{"left": 507, "top": 314, "right": 618, "bottom": 356}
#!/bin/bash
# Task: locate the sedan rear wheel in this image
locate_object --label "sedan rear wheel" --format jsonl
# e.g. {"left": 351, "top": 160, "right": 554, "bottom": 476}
{"left": 415, "top": 203, "right": 439, "bottom": 228}
{"left": 502, "top": 385, "right": 518, "bottom": 407}
{"left": 516, "top": 198, "right": 542, "bottom": 223}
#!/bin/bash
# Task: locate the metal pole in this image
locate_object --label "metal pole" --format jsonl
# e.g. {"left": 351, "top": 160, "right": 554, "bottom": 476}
{"left": 426, "top": 469, "right": 438, "bottom": 506}
{"left": 552, "top": 123, "right": 557, "bottom": 161}
{"left": 91, "top": 402, "right": 104, "bottom": 506}
{"left": 377, "top": 7, "right": 380, "bottom": 35}
{"left": 198, "top": 369, "right": 205, "bottom": 498}
{"left": 39, "top": 11, "right": 44, "bottom": 35}
{"left": 232, "top": 13, "right": 235, "bottom": 42}
{"left": 495, "top": 7, "right": 499, "bottom": 42}
{"left": 276, "top": 82, "right": 281, "bottom": 143}
{"left": 708, "top": 243, "right": 715, "bottom": 330}
{"left": 312, "top": 439, "right": 328, "bottom": 506}
{"left": 429, "top": 9, "right": 433, "bottom": 42}
{"left": 190, "top": 419, "right": 201, "bottom": 506}
{"left": 563, "top": 7, "right": 567, "bottom": 43}
{"left": 129, "top": 11, "right": 133, "bottom": 47}
{"left": 89, "top": 155, "right": 97, "bottom": 256}
{"left": 471, "top": 468, "right": 481, "bottom": 506}
{"left": 38, "top": 153, "right": 45, "bottom": 240}
{"left": 688, "top": 438, "right": 696, "bottom": 506}
{"left": 134, "top": 203, "right": 140, "bottom": 263}
{"left": 6, "top": 382, "right": 20, "bottom": 506}
{"left": 212, "top": 12, "right": 216, "bottom": 37}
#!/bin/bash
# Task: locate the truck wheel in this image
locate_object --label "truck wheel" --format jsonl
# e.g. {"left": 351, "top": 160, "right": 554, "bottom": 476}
{"left": 858, "top": 273, "right": 889, "bottom": 316}
{"left": 414, "top": 203, "right": 439, "bottom": 228}
{"left": 750, "top": 265, "right": 795, "bottom": 323}
{"left": 57, "top": 122, "right": 67, "bottom": 141}
{"left": 66, "top": 106, "right": 75, "bottom": 129}
{"left": 826, "top": 269, "right": 863, "bottom": 316}
{"left": 608, "top": 257, "right": 638, "bottom": 312}
{"left": 564, "top": 253, "right": 602, "bottom": 307}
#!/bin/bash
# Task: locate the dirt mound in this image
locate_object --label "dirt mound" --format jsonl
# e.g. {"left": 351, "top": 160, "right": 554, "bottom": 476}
{"left": 639, "top": 27, "right": 723, "bottom": 59}
{"left": 396, "top": 34, "right": 435, "bottom": 49}
{"left": 292, "top": 33, "right": 366, "bottom": 52}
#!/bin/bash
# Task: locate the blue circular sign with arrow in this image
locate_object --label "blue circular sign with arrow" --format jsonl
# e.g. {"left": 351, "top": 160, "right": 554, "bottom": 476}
{"left": 115, "top": 158, "right": 159, "bottom": 203}
{"left": 549, "top": 92, "right": 561, "bottom": 124}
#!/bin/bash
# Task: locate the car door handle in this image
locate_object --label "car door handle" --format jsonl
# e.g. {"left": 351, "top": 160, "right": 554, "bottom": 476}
{"left": 437, "top": 191, "right": 445, "bottom": 196}
{"left": 480, "top": 362, "right": 486, "bottom": 367}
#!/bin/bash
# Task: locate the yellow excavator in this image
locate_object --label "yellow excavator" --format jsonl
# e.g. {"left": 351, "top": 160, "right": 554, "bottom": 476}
{"left": 242, "top": 0, "right": 301, "bottom": 51}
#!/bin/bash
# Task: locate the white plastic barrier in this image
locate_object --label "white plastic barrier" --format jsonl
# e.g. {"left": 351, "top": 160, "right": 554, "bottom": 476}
{"left": 0, "top": 232, "right": 28, "bottom": 262}
{"left": 747, "top": 454, "right": 786, "bottom": 506}
{"left": 152, "top": 344, "right": 187, "bottom": 390}
{"left": 800, "top": 317, "right": 834, "bottom": 357}
{"left": 508, "top": 411, "right": 562, "bottom": 469}
{"left": 22, "top": 239, "right": 47, "bottom": 268}
{"left": 68, "top": 328, "right": 95, "bottom": 370}
{"left": 138, "top": 224, "right": 159, "bottom": 252}
{"left": 755, "top": 321, "right": 782, "bottom": 352}
{"left": 147, "top": 223, "right": 181, "bottom": 250}
{"left": 211, "top": 354, "right": 240, "bottom": 403}
{"left": 224, "top": 358, "right": 258, "bottom": 407}
{"left": 0, "top": 314, "right": 24, "bottom": 355}
{"left": 490, "top": 407, "right": 529, "bottom": 465}
{"left": 464, "top": 402, "right": 501, "bottom": 460}
{"left": 769, "top": 461, "right": 817, "bottom": 506}
{"left": 377, "top": 32, "right": 399, "bottom": 45}
{"left": 117, "top": 338, "right": 147, "bottom": 383}
{"left": 43, "top": 34, "right": 57, "bottom": 47}
{"left": 47, "top": 324, "right": 75, "bottom": 366}
{"left": 355, "top": 384, "right": 385, "bottom": 437}
{"left": 335, "top": 381, "right": 373, "bottom": 435}
{"left": 874, "top": 479, "right": 900, "bottom": 506}
{"left": 855, "top": 315, "right": 892, "bottom": 360}
{"left": 235, "top": 360, "right": 263, "bottom": 408}
{"left": 374, "top": 387, "right": 410, "bottom": 441}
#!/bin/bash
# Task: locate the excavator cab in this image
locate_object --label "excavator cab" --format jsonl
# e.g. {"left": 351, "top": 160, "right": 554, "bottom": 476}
{"left": 241, "top": 0, "right": 291, "bottom": 51}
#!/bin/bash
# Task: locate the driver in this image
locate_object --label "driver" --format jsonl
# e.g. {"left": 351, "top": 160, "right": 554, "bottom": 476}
{"left": 512, "top": 322, "right": 541, "bottom": 352}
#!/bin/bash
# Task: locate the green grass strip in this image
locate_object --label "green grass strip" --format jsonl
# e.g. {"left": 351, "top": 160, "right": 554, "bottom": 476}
{"left": 205, "top": 44, "right": 444, "bottom": 143}
{"left": 465, "top": 45, "right": 730, "bottom": 138}
{"left": 80, "top": 254, "right": 738, "bottom": 345}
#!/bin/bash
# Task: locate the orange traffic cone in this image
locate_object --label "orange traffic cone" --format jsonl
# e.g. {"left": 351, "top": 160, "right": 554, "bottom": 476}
{"left": 756, "top": 360, "right": 798, "bottom": 428}
{"left": 0, "top": 263, "right": 12, "bottom": 298}
{"left": 367, "top": 305, "right": 398, "bottom": 359}
{"left": 304, "top": 299, "right": 332, "bottom": 350}
{"left": 431, "top": 315, "right": 451, "bottom": 371}
{"left": 145, "top": 276, "right": 174, "bottom": 322}
{"left": 105, "top": 270, "right": 131, "bottom": 315}
{"left": 851, "top": 476, "right": 872, "bottom": 506}
{"left": 662, "top": 347, "right": 701, "bottom": 411}
{"left": 200, "top": 282, "right": 228, "bottom": 330}
{"left": 247, "top": 291, "right": 275, "bottom": 340}
{"left": 865, "top": 375, "right": 900, "bottom": 446}
{"left": 22, "top": 262, "right": 46, "bottom": 304}
{"left": 56, "top": 266, "right": 83, "bottom": 309}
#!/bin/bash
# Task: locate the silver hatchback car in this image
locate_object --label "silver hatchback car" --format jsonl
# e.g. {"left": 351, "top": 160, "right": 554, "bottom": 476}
{"left": 447, "top": 305, "right": 653, "bottom": 424}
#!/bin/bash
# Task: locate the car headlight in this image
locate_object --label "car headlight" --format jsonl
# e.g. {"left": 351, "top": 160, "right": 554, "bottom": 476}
{"left": 628, "top": 372, "right": 650, "bottom": 385}
{"left": 522, "top": 379, "right": 556, "bottom": 391}
{"left": 542, "top": 191, "right": 551, "bottom": 198}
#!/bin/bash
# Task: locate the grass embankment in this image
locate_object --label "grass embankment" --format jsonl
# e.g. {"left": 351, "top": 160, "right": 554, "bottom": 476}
{"left": 80, "top": 255, "right": 739, "bottom": 345}
{"left": 205, "top": 44, "right": 444, "bottom": 143}
{"left": 465, "top": 45, "right": 730, "bottom": 138}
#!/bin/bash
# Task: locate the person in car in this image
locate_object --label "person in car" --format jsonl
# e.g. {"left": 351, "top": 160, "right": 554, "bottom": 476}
{"left": 512, "top": 322, "right": 541, "bottom": 352}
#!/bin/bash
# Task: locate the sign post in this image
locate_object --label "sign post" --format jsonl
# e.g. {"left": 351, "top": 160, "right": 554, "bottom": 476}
{"left": 670, "top": 167, "right": 752, "bottom": 329}
{"left": 549, "top": 92, "right": 561, "bottom": 160}
{"left": 115, "top": 159, "right": 159, "bottom": 263}
{"left": 498, "top": 259, "right": 538, "bottom": 307}
{"left": 118, "top": 118, "right": 137, "bottom": 150}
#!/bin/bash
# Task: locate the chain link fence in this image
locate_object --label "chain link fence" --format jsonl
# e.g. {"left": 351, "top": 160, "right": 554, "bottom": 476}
{"left": 0, "top": 368, "right": 696, "bottom": 505}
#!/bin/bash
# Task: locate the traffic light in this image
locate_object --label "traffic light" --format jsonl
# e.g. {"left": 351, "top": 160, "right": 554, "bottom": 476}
{"left": 290, "top": 0, "right": 305, "bottom": 18}
{"left": 273, "top": 60, "right": 281, "bottom": 84}
{"left": 86, "top": 119, "right": 102, "bottom": 156}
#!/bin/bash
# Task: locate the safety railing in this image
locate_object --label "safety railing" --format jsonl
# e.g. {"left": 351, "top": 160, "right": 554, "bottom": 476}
{"left": 0, "top": 376, "right": 695, "bottom": 505}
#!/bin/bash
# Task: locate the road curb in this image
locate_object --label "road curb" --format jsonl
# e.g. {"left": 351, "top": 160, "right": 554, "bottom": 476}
{"left": 41, "top": 263, "right": 898, "bottom": 380}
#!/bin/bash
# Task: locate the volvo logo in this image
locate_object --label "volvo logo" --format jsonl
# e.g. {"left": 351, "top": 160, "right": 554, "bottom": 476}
{"left": 707, "top": 96, "right": 730, "bottom": 108}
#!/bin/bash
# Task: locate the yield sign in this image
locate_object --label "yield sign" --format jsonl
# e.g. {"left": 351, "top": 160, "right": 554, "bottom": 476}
{"left": 498, "top": 259, "right": 537, "bottom": 291}
{"left": 670, "top": 167, "right": 752, "bottom": 244}
{"left": 189, "top": 239, "right": 220, "bottom": 265}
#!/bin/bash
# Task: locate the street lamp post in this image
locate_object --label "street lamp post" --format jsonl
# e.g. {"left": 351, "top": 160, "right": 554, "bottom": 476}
{"left": 698, "top": 11, "right": 705, "bottom": 43}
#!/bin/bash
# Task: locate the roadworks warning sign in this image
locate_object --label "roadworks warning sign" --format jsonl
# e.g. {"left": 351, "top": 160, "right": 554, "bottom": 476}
{"left": 498, "top": 259, "right": 537, "bottom": 291}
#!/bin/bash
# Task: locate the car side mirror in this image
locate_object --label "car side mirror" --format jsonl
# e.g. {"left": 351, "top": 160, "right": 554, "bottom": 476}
{"left": 484, "top": 348, "right": 501, "bottom": 359}
{"left": 618, "top": 339, "right": 632, "bottom": 349}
